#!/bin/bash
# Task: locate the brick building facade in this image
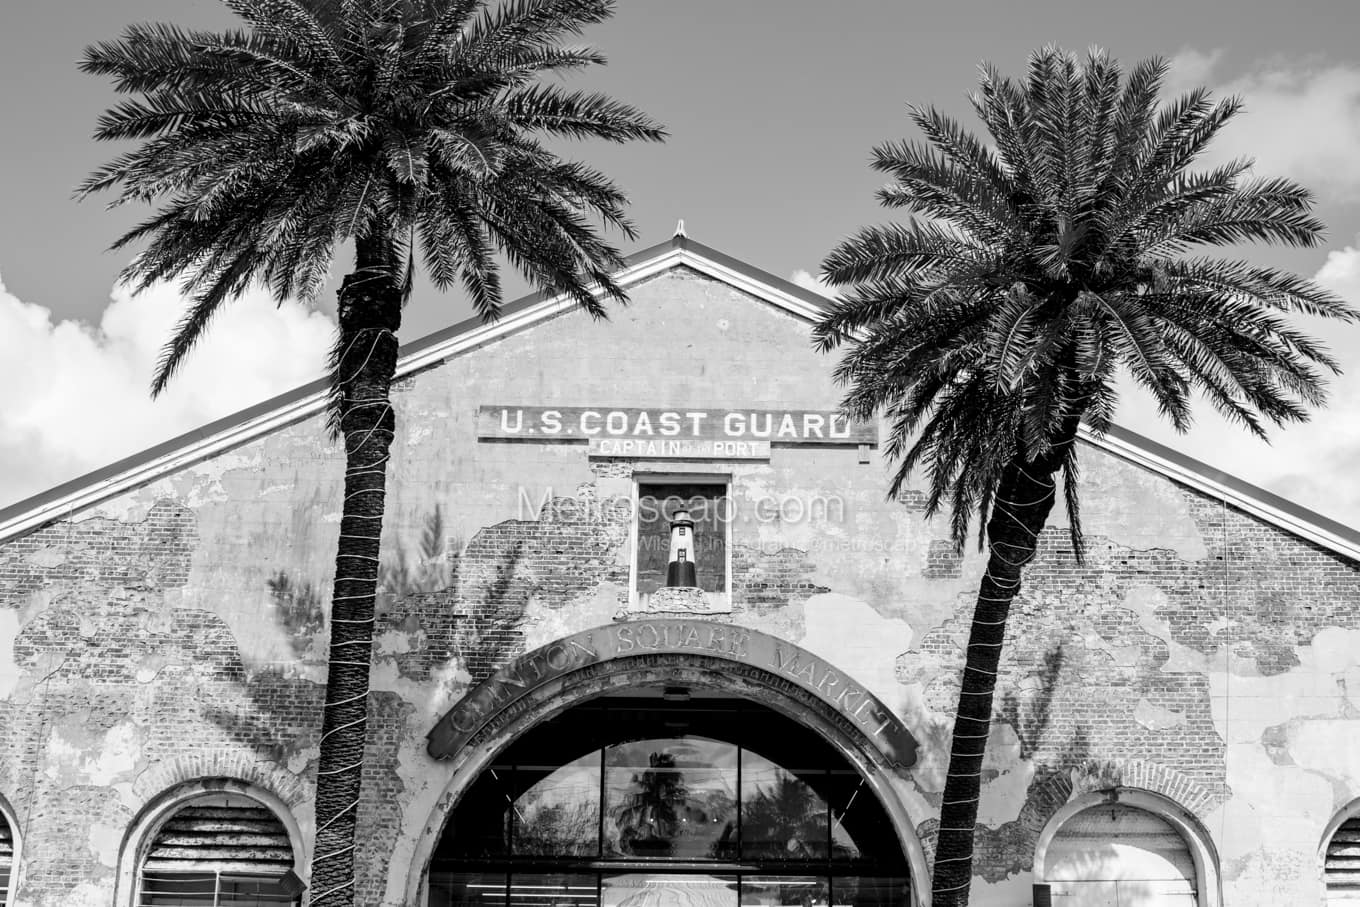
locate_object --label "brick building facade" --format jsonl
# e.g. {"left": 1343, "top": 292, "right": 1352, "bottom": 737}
{"left": 2, "top": 235, "right": 1359, "bottom": 906}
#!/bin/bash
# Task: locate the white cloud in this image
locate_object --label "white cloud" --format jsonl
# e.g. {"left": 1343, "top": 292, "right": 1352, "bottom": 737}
{"left": 1316, "top": 241, "right": 1360, "bottom": 304}
{"left": 1254, "top": 241, "right": 1360, "bottom": 525}
{"left": 0, "top": 274, "right": 334, "bottom": 509}
{"left": 789, "top": 269, "right": 835, "bottom": 298}
{"left": 1112, "top": 238, "right": 1360, "bottom": 529}
{"left": 1163, "top": 47, "right": 1225, "bottom": 98}
{"left": 1168, "top": 48, "right": 1360, "bottom": 199}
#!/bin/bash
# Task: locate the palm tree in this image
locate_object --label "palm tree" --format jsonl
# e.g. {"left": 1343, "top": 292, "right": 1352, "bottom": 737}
{"left": 78, "top": 2, "right": 663, "bottom": 904}
{"left": 611, "top": 751, "right": 689, "bottom": 857}
{"left": 813, "top": 46, "right": 1355, "bottom": 907}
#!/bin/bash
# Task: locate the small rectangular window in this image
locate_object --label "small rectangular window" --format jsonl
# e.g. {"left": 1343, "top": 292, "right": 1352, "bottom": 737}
{"left": 632, "top": 478, "right": 730, "bottom": 611}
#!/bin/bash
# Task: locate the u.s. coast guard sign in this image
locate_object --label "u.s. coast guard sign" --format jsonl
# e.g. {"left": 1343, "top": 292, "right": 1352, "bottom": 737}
{"left": 477, "top": 405, "right": 876, "bottom": 459}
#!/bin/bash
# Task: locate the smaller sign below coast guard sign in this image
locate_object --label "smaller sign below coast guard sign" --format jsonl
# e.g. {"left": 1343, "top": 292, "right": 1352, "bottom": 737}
{"left": 478, "top": 406, "right": 876, "bottom": 460}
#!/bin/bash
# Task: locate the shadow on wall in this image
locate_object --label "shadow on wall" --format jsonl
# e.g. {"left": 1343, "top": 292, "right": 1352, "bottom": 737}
{"left": 197, "top": 505, "right": 463, "bottom": 773}
{"left": 197, "top": 494, "right": 634, "bottom": 801}
{"left": 998, "top": 644, "right": 1089, "bottom": 765}
{"left": 967, "top": 642, "right": 1093, "bottom": 884}
{"left": 379, "top": 505, "right": 458, "bottom": 602}
{"left": 449, "top": 537, "right": 527, "bottom": 683}
{"left": 259, "top": 502, "right": 457, "bottom": 663}
{"left": 265, "top": 571, "right": 325, "bottom": 659}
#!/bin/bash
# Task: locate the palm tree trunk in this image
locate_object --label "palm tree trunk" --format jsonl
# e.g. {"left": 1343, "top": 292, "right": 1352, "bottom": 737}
{"left": 308, "top": 236, "right": 403, "bottom": 907}
{"left": 929, "top": 454, "right": 1062, "bottom": 907}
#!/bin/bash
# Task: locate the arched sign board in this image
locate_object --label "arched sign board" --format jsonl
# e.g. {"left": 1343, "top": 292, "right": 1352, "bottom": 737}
{"left": 427, "top": 619, "right": 918, "bottom": 770}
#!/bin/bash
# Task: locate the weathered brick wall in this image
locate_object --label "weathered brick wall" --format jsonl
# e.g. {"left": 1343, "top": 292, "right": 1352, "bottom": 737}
{"left": 1, "top": 265, "right": 1358, "bottom": 907}
{"left": 0, "top": 501, "right": 321, "bottom": 907}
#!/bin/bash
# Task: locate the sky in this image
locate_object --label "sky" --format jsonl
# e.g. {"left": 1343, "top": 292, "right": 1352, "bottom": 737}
{"left": 3, "top": 0, "right": 1360, "bottom": 530}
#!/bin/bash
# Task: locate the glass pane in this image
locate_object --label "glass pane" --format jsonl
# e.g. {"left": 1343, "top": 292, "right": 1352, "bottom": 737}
{"left": 219, "top": 875, "right": 299, "bottom": 906}
{"left": 139, "top": 872, "right": 218, "bottom": 906}
{"left": 741, "top": 876, "right": 829, "bottom": 907}
{"left": 427, "top": 872, "right": 506, "bottom": 907}
{"left": 741, "top": 752, "right": 829, "bottom": 860}
{"left": 514, "top": 754, "right": 602, "bottom": 856}
{"left": 602, "top": 873, "right": 736, "bottom": 907}
{"left": 1048, "top": 881, "right": 1119, "bottom": 907}
{"left": 1047, "top": 880, "right": 1197, "bottom": 906}
{"left": 445, "top": 767, "right": 514, "bottom": 858}
{"left": 825, "top": 772, "right": 896, "bottom": 865}
{"left": 604, "top": 737, "right": 737, "bottom": 859}
{"left": 508, "top": 874, "right": 600, "bottom": 907}
{"left": 140, "top": 872, "right": 299, "bottom": 906}
{"left": 829, "top": 877, "right": 909, "bottom": 907}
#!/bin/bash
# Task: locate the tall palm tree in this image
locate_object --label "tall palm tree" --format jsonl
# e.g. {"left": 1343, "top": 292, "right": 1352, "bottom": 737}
{"left": 78, "top": 2, "right": 663, "bottom": 904}
{"left": 813, "top": 46, "right": 1355, "bottom": 907}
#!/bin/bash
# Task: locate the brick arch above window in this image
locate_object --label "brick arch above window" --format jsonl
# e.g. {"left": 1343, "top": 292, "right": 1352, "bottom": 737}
{"left": 128, "top": 752, "right": 309, "bottom": 811}
{"left": 1028, "top": 758, "right": 1225, "bottom": 824}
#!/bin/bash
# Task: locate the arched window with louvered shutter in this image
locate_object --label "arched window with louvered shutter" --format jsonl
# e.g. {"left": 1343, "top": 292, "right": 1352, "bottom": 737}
{"left": 137, "top": 792, "right": 300, "bottom": 906}
{"left": 1033, "top": 789, "right": 1220, "bottom": 907}
{"left": 1043, "top": 802, "right": 1197, "bottom": 905}
{"left": 0, "top": 806, "right": 13, "bottom": 906}
{"left": 1325, "top": 812, "right": 1360, "bottom": 903}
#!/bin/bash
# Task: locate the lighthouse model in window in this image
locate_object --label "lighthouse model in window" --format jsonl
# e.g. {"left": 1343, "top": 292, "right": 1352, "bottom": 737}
{"left": 665, "top": 509, "right": 698, "bottom": 587}
{"left": 641, "top": 506, "right": 712, "bottom": 613}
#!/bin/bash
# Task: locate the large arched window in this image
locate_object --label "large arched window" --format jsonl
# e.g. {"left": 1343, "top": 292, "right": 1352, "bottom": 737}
{"left": 135, "top": 791, "right": 301, "bottom": 906}
{"left": 429, "top": 690, "right": 910, "bottom": 907}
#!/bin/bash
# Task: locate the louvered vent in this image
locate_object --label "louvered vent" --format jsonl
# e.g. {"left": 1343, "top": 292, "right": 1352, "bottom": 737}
{"left": 139, "top": 794, "right": 297, "bottom": 906}
{"left": 1327, "top": 816, "right": 1360, "bottom": 903}
{"left": 0, "top": 811, "right": 12, "bottom": 907}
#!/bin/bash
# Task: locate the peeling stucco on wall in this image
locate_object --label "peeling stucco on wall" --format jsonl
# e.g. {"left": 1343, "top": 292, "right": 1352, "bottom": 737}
{"left": 801, "top": 592, "right": 912, "bottom": 708}
{"left": 87, "top": 821, "right": 122, "bottom": 868}
{"left": 0, "top": 609, "right": 19, "bottom": 699}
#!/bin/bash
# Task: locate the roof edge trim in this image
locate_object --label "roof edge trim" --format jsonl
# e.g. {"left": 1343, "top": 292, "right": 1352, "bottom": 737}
{"left": 1081, "top": 423, "right": 1360, "bottom": 560}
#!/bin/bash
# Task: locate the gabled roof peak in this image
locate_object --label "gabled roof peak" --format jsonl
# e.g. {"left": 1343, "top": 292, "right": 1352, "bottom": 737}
{"left": 1, "top": 233, "right": 1356, "bottom": 563}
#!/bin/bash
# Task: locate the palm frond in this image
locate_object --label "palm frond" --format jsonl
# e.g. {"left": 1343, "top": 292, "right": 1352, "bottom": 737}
{"left": 82, "top": 0, "right": 660, "bottom": 406}
{"left": 150, "top": 246, "right": 257, "bottom": 395}
{"left": 222, "top": 0, "right": 344, "bottom": 71}
{"left": 821, "top": 220, "right": 992, "bottom": 287}
{"left": 1163, "top": 258, "right": 1357, "bottom": 321}
{"left": 503, "top": 85, "right": 666, "bottom": 142}
{"left": 461, "top": 0, "right": 613, "bottom": 67}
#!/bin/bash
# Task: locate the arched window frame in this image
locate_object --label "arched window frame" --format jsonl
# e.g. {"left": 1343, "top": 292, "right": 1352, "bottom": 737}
{"left": 1318, "top": 796, "right": 1360, "bottom": 900}
{"left": 1032, "top": 787, "right": 1221, "bottom": 907}
{"left": 115, "top": 778, "right": 307, "bottom": 907}
{"left": 410, "top": 664, "right": 932, "bottom": 907}
{"left": 0, "top": 792, "right": 23, "bottom": 907}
